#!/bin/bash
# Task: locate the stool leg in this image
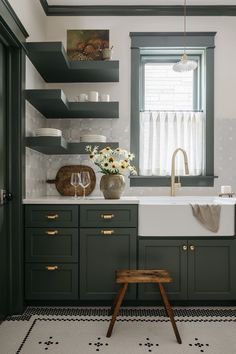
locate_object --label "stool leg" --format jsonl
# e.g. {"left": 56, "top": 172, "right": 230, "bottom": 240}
{"left": 109, "top": 286, "right": 123, "bottom": 316}
{"left": 106, "top": 283, "right": 128, "bottom": 338}
{"left": 158, "top": 283, "right": 182, "bottom": 344}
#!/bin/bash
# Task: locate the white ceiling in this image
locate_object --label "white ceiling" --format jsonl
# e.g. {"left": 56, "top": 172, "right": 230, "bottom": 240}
{"left": 47, "top": 0, "right": 236, "bottom": 6}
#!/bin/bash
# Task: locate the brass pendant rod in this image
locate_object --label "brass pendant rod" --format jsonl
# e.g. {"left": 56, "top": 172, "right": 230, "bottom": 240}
{"left": 183, "top": 0, "right": 187, "bottom": 56}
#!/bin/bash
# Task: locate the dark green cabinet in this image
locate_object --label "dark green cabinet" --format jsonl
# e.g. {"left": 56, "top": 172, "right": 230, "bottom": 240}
{"left": 139, "top": 238, "right": 236, "bottom": 301}
{"left": 188, "top": 240, "right": 236, "bottom": 300}
{"left": 80, "top": 228, "right": 137, "bottom": 300}
{"left": 25, "top": 205, "right": 79, "bottom": 228}
{"left": 24, "top": 204, "right": 138, "bottom": 302}
{"left": 80, "top": 205, "right": 137, "bottom": 228}
{"left": 25, "top": 205, "right": 79, "bottom": 301}
{"left": 139, "top": 239, "right": 188, "bottom": 300}
{"left": 24, "top": 204, "right": 236, "bottom": 303}
{"left": 25, "top": 228, "right": 78, "bottom": 263}
{"left": 25, "top": 263, "right": 78, "bottom": 300}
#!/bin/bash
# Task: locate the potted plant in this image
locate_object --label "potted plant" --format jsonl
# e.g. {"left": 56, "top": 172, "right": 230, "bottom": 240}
{"left": 86, "top": 145, "right": 137, "bottom": 199}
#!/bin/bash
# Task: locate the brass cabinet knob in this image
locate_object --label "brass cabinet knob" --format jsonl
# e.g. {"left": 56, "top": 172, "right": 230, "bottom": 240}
{"left": 101, "top": 230, "right": 114, "bottom": 235}
{"left": 46, "top": 214, "right": 59, "bottom": 220}
{"left": 182, "top": 245, "right": 188, "bottom": 251}
{"left": 46, "top": 230, "right": 59, "bottom": 236}
{"left": 101, "top": 214, "right": 115, "bottom": 220}
{"left": 189, "top": 245, "right": 195, "bottom": 251}
{"left": 46, "top": 266, "right": 58, "bottom": 271}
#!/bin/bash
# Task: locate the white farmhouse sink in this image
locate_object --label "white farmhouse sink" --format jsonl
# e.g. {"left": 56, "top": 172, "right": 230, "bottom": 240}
{"left": 139, "top": 196, "right": 235, "bottom": 237}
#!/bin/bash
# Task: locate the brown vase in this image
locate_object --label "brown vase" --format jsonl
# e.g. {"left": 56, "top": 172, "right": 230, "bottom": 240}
{"left": 100, "top": 174, "right": 125, "bottom": 199}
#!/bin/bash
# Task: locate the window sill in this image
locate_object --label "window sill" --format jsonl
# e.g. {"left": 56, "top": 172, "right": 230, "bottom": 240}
{"left": 129, "top": 175, "right": 218, "bottom": 187}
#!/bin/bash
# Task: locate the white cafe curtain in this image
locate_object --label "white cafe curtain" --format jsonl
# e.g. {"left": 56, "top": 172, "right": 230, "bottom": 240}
{"left": 139, "top": 111, "right": 205, "bottom": 176}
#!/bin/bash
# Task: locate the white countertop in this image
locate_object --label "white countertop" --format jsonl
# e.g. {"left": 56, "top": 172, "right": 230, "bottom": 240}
{"left": 22, "top": 195, "right": 236, "bottom": 205}
{"left": 23, "top": 196, "right": 139, "bottom": 204}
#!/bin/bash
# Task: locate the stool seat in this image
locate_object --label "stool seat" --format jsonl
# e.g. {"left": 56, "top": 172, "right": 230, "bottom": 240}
{"left": 106, "top": 269, "right": 182, "bottom": 344}
{"left": 116, "top": 269, "right": 172, "bottom": 283}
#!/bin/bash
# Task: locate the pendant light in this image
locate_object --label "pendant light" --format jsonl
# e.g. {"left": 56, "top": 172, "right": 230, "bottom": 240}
{"left": 173, "top": 0, "right": 198, "bottom": 72}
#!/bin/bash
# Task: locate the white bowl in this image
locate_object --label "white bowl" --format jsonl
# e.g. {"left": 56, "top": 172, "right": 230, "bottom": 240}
{"left": 80, "top": 134, "right": 106, "bottom": 142}
{"left": 35, "top": 128, "right": 62, "bottom": 137}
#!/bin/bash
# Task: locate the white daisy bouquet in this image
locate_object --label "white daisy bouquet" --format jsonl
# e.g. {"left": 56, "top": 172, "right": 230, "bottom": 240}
{"left": 86, "top": 145, "right": 137, "bottom": 175}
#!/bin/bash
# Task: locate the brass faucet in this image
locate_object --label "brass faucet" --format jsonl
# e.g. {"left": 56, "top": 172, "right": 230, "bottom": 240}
{"left": 171, "top": 148, "right": 189, "bottom": 196}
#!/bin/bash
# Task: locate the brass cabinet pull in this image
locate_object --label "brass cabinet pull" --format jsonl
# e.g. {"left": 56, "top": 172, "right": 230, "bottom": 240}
{"left": 46, "top": 266, "right": 58, "bottom": 271}
{"left": 101, "top": 230, "right": 114, "bottom": 235}
{"left": 46, "top": 214, "right": 59, "bottom": 220}
{"left": 189, "top": 245, "right": 195, "bottom": 251}
{"left": 182, "top": 245, "right": 188, "bottom": 251}
{"left": 101, "top": 214, "right": 115, "bottom": 220}
{"left": 46, "top": 230, "right": 59, "bottom": 236}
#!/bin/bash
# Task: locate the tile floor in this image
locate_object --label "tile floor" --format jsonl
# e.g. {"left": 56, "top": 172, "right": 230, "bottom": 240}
{"left": 0, "top": 307, "right": 236, "bottom": 354}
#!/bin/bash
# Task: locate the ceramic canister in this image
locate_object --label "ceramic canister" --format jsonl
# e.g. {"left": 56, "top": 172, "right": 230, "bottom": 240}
{"left": 78, "top": 93, "right": 88, "bottom": 102}
{"left": 100, "top": 94, "right": 110, "bottom": 102}
{"left": 88, "top": 91, "right": 99, "bottom": 102}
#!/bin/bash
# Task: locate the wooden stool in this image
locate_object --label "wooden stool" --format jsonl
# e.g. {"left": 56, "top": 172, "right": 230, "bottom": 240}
{"left": 106, "top": 269, "right": 182, "bottom": 344}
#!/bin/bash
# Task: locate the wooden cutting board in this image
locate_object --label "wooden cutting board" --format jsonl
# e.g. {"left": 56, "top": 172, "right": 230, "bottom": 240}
{"left": 46, "top": 165, "right": 96, "bottom": 196}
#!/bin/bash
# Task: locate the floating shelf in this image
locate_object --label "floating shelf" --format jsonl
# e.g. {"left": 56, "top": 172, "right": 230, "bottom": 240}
{"left": 25, "top": 90, "right": 119, "bottom": 119}
{"left": 24, "top": 42, "right": 119, "bottom": 83}
{"left": 26, "top": 136, "right": 68, "bottom": 155}
{"left": 26, "top": 136, "right": 119, "bottom": 155}
{"left": 66, "top": 142, "right": 118, "bottom": 154}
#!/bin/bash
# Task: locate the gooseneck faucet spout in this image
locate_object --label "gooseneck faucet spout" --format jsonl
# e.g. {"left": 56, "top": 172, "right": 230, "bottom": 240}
{"left": 171, "top": 148, "right": 189, "bottom": 196}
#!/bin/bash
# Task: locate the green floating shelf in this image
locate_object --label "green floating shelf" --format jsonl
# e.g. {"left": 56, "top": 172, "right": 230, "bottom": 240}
{"left": 26, "top": 136, "right": 119, "bottom": 155}
{"left": 26, "top": 136, "right": 67, "bottom": 154}
{"left": 25, "top": 89, "right": 119, "bottom": 119}
{"left": 24, "top": 42, "right": 119, "bottom": 83}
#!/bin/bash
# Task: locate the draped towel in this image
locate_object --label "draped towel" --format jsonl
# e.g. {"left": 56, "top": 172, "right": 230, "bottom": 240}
{"left": 139, "top": 111, "right": 205, "bottom": 176}
{"left": 191, "top": 204, "right": 221, "bottom": 233}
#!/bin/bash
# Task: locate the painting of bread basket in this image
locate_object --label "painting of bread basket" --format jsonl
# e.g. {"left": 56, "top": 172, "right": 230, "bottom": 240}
{"left": 67, "top": 30, "right": 109, "bottom": 61}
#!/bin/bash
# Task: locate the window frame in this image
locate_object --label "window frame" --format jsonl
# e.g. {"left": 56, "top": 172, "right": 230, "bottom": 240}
{"left": 129, "top": 32, "right": 216, "bottom": 187}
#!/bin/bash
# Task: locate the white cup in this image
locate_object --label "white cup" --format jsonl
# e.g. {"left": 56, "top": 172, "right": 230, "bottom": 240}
{"left": 102, "top": 48, "right": 113, "bottom": 60}
{"left": 78, "top": 93, "right": 88, "bottom": 102}
{"left": 100, "top": 94, "right": 110, "bottom": 102}
{"left": 88, "top": 91, "right": 99, "bottom": 102}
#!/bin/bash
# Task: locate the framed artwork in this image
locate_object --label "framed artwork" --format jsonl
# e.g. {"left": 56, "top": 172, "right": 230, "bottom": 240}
{"left": 67, "top": 30, "right": 109, "bottom": 61}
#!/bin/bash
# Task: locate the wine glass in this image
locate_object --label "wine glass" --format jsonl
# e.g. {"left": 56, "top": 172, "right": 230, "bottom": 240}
{"left": 79, "top": 171, "right": 91, "bottom": 199}
{"left": 70, "top": 173, "right": 80, "bottom": 199}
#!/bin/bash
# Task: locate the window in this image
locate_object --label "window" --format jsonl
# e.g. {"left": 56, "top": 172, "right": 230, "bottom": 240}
{"left": 130, "top": 32, "right": 216, "bottom": 187}
{"left": 140, "top": 52, "right": 204, "bottom": 177}
{"left": 144, "top": 61, "right": 195, "bottom": 111}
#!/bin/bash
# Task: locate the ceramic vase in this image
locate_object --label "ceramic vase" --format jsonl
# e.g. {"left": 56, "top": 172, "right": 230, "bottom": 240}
{"left": 100, "top": 174, "right": 125, "bottom": 199}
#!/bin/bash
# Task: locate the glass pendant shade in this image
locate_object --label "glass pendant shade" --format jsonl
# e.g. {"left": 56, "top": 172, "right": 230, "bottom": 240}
{"left": 173, "top": 53, "right": 198, "bottom": 73}
{"left": 172, "top": 0, "right": 198, "bottom": 73}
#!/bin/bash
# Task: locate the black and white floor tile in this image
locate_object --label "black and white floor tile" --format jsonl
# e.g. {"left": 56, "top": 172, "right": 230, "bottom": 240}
{"left": 1, "top": 307, "right": 236, "bottom": 354}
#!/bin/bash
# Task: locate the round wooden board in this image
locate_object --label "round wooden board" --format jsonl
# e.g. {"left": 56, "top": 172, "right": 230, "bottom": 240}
{"left": 46, "top": 165, "right": 96, "bottom": 196}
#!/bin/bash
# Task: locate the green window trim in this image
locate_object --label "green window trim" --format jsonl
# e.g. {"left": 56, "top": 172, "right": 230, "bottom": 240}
{"left": 130, "top": 32, "right": 216, "bottom": 187}
{"left": 129, "top": 175, "right": 218, "bottom": 188}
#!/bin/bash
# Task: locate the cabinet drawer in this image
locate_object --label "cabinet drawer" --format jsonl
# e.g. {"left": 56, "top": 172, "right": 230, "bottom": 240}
{"left": 80, "top": 205, "right": 137, "bottom": 228}
{"left": 25, "top": 228, "right": 78, "bottom": 263}
{"left": 25, "top": 263, "right": 78, "bottom": 300}
{"left": 25, "top": 205, "right": 79, "bottom": 228}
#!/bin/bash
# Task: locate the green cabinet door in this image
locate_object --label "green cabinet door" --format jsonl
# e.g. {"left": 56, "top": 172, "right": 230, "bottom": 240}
{"left": 25, "top": 263, "right": 78, "bottom": 300}
{"left": 80, "top": 205, "right": 138, "bottom": 228}
{"left": 25, "top": 205, "right": 79, "bottom": 228}
{"left": 138, "top": 239, "right": 188, "bottom": 300}
{"left": 80, "top": 228, "right": 137, "bottom": 300}
{"left": 188, "top": 239, "right": 236, "bottom": 300}
{"left": 25, "top": 228, "right": 79, "bottom": 263}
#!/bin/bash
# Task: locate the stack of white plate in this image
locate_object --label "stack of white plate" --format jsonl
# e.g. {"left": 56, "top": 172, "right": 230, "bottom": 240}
{"left": 35, "top": 128, "right": 62, "bottom": 137}
{"left": 80, "top": 134, "right": 106, "bottom": 142}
